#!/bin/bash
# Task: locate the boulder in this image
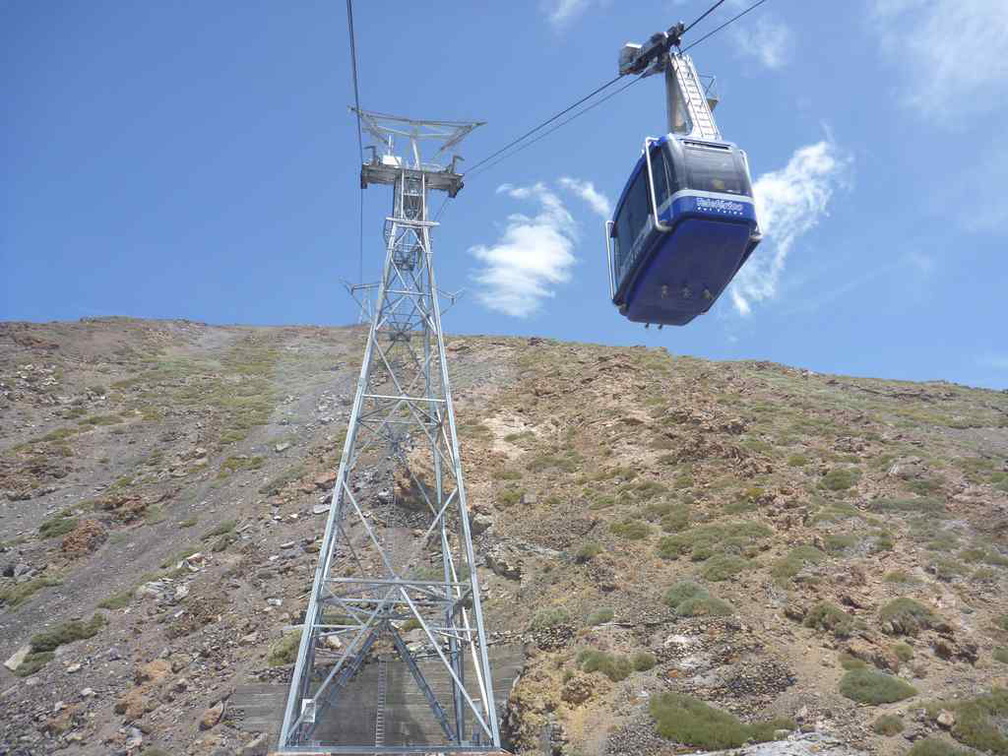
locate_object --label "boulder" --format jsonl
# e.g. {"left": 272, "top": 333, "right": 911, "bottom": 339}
{"left": 199, "top": 701, "right": 224, "bottom": 730}
{"left": 4, "top": 643, "right": 31, "bottom": 672}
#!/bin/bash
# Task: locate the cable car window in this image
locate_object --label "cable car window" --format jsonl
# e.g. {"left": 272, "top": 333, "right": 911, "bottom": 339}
{"left": 684, "top": 145, "right": 749, "bottom": 196}
{"left": 651, "top": 145, "right": 669, "bottom": 208}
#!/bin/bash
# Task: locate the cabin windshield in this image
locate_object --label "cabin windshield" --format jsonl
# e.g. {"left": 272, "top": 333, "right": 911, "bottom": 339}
{"left": 684, "top": 144, "right": 750, "bottom": 196}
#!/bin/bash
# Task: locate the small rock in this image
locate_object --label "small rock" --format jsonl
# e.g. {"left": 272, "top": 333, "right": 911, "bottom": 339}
{"left": 274, "top": 442, "right": 291, "bottom": 453}
{"left": 936, "top": 709, "right": 956, "bottom": 729}
{"left": 80, "top": 688, "right": 96, "bottom": 698}
{"left": 240, "top": 632, "right": 259, "bottom": 646}
{"left": 280, "top": 541, "right": 295, "bottom": 549}
{"left": 4, "top": 644, "right": 31, "bottom": 672}
{"left": 199, "top": 701, "right": 224, "bottom": 730}
{"left": 471, "top": 512, "right": 494, "bottom": 535}
{"left": 66, "top": 663, "right": 81, "bottom": 674}
{"left": 312, "top": 503, "right": 331, "bottom": 515}
{"left": 238, "top": 732, "right": 267, "bottom": 755}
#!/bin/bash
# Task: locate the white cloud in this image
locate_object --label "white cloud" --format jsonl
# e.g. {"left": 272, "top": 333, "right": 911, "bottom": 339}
{"left": 544, "top": 0, "right": 595, "bottom": 28}
{"left": 869, "top": 0, "right": 1008, "bottom": 119}
{"left": 730, "top": 141, "right": 847, "bottom": 316}
{"left": 558, "top": 177, "right": 611, "bottom": 218}
{"left": 469, "top": 183, "right": 578, "bottom": 318}
{"left": 731, "top": 16, "right": 793, "bottom": 70}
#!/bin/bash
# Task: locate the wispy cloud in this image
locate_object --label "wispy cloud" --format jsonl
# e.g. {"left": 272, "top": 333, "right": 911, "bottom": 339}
{"left": 543, "top": 0, "right": 596, "bottom": 28}
{"left": 731, "top": 15, "right": 793, "bottom": 70}
{"left": 730, "top": 141, "right": 848, "bottom": 316}
{"left": 558, "top": 177, "right": 611, "bottom": 218}
{"left": 469, "top": 183, "right": 579, "bottom": 318}
{"left": 869, "top": 0, "right": 1008, "bottom": 120}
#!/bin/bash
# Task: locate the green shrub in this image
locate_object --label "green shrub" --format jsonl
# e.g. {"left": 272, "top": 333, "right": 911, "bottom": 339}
{"left": 772, "top": 545, "right": 827, "bottom": 582}
{"left": 871, "top": 497, "right": 945, "bottom": 515}
{"left": 11, "top": 650, "right": 55, "bottom": 677}
{"left": 804, "top": 602, "right": 857, "bottom": 638}
{"left": 871, "top": 714, "right": 904, "bottom": 736}
{"left": 649, "top": 693, "right": 792, "bottom": 749}
{"left": 531, "top": 607, "right": 571, "bottom": 631}
{"left": 821, "top": 468, "right": 860, "bottom": 491}
{"left": 665, "top": 581, "right": 733, "bottom": 618}
{"left": 39, "top": 514, "right": 78, "bottom": 539}
{"left": 659, "top": 504, "right": 693, "bottom": 533}
{"left": 0, "top": 575, "right": 63, "bottom": 608}
{"left": 906, "top": 738, "right": 973, "bottom": 756}
{"left": 892, "top": 642, "right": 914, "bottom": 662}
{"left": 700, "top": 553, "right": 751, "bottom": 582}
{"left": 610, "top": 519, "right": 650, "bottom": 540}
{"left": 879, "top": 598, "right": 939, "bottom": 636}
{"left": 787, "top": 454, "right": 809, "bottom": 467}
{"left": 839, "top": 668, "right": 917, "bottom": 704}
{"left": 587, "top": 607, "right": 613, "bottom": 626}
{"left": 574, "top": 541, "right": 602, "bottom": 563}
{"left": 631, "top": 650, "right": 656, "bottom": 672}
{"left": 656, "top": 520, "right": 771, "bottom": 562}
{"left": 577, "top": 649, "right": 631, "bottom": 682}
{"left": 665, "top": 581, "right": 706, "bottom": 608}
{"left": 498, "top": 488, "right": 524, "bottom": 507}
{"left": 946, "top": 687, "right": 1008, "bottom": 754}
{"left": 268, "top": 631, "right": 301, "bottom": 666}
{"left": 825, "top": 534, "right": 859, "bottom": 555}
{"left": 993, "top": 648, "right": 1008, "bottom": 664}
{"left": 98, "top": 589, "right": 134, "bottom": 610}
{"left": 31, "top": 614, "right": 106, "bottom": 653}
{"left": 202, "top": 519, "right": 237, "bottom": 540}
{"left": 883, "top": 569, "right": 917, "bottom": 583}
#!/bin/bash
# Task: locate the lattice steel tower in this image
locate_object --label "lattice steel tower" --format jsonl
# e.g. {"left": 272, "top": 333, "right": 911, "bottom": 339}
{"left": 277, "top": 111, "right": 503, "bottom": 754}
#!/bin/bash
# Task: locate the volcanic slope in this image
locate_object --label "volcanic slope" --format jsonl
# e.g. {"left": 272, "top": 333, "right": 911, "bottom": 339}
{"left": 1, "top": 318, "right": 1007, "bottom": 756}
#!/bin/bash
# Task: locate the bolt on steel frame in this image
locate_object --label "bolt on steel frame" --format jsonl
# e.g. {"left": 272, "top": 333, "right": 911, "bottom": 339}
{"left": 277, "top": 111, "right": 502, "bottom": 753}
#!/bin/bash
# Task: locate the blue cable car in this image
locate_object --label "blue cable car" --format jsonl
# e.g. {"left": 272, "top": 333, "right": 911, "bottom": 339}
{"left": 607, "top": 31, "right": 761, "bottom": 326}
{"left": 606, "top": 134, "right": 760, "bottom": 326}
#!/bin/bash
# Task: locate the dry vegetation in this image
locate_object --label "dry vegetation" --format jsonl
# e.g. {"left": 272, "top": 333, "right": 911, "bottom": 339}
{"left": 1, "top": 319, "right": 1007, "bottom": 755}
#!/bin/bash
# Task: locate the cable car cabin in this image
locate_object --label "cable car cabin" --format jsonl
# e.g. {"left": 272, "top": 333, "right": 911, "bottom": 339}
{"left": 606, "top": 135, "right": 761, "bottom": 326}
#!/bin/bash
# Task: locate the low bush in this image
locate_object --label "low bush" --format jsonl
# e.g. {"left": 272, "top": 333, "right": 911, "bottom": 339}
{"left": 587, "top": 607, "right": 614, "bottom": 626}
{"left": 649, "top": 693, "right": 793, "bottom": 749}
{"left": 872, "top": 714, "right": 904, "bottom": 736}
{"left": 656, "top": 520, "right": 771, "bottom": 562}
{"left": 31, "top": 614, "right": 106, "bottom": 652}
{"left": 664, "top": 581, "right": 732, "bottom": 617}
{"left": 610, "top": 519, "right": 650, "bottom": 540}
{"left": 574, "top": 541, "right": 602, "bottom": 563}
{"left": 772, "top": 545, "right": 827, "bottom": 582}
{"left": 531, "top": 607, "right": 571, "bottom": 631}
{"left": 631, "top": 650, "right": 656, "bottom": 672}
{"left": 39, "top": 514, "right": 78, "bottom": 539}
{"left": 0, "top": 575, "right": 62, "bottom": 608}
{"left": 892, "top": 642, "right": 914, "bottom": 662}
{"left": 268, "top": 631, "right": 301, "bottom": 666}
{"left": 804, "top": 601, "right": 858, "bottom": 638}
{"left": 992, "top": 648, "right": 1008, "bottom": 664}
{"left": 879, "top": 598, "right": 939, "bottom": 636}
{"left": 577, "top": 649, "right": 631, "bottom": 682}
{"left": 944, "top": 687, "right": 1008, "bottom": 754}
{"left": 839, "top": 668, "right": 917, "bottom": 704}
{"left": 821, "top": 468, "right": 860, "bottom": 491}
{"left": 700, "top": 553, "right": 752, "bottom": 582}
{"left": 906, "top": 739, "right": 973, "bottom": 756}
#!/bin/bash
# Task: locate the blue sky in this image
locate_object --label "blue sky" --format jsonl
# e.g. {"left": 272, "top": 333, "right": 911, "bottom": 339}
{"left": 2, "top": 0, "right": 1006, "bottom": 389}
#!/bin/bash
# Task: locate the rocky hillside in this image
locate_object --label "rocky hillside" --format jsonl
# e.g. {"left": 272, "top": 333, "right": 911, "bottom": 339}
{"left": 1, "top": 318, "right": 1007, "bottom": 756}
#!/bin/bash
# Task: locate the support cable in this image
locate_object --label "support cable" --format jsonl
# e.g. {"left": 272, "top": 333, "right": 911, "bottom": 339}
{"left": 346, "top": 0, "right": 365, "bottom": 283}
{"left": 684, "top": 0, "right": 728, "bottom": 33}
{"left": 460, "top": 0, "right": 770, "bottom": 181}
{"left": 683, "top": 0, "right": 769, "bottom": 52}
{"left": 465, "top": 74, "right": 623, "bottom": 174}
